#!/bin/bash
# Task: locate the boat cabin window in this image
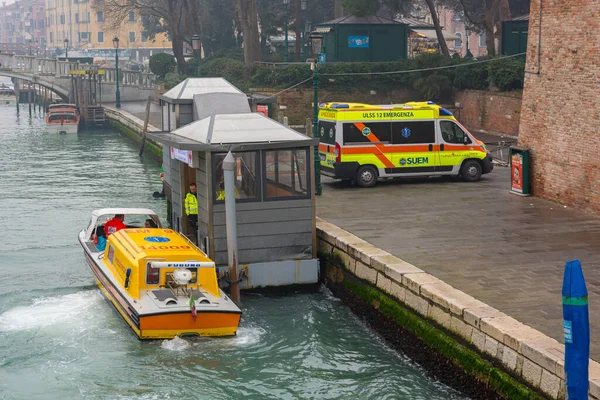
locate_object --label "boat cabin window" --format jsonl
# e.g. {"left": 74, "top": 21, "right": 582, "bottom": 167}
{"left": 146, "top": 264, "right": 198, "bottom": 285}
{"left": 48, "top": 113, "right": 76, "bottom": 122}
{"left": 146, "top": 263, "right": 160, "bottom": 284}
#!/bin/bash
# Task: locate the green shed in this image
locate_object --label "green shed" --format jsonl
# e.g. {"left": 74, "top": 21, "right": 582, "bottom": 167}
{"left": 501, "top": 15, "right": 529, "bottom": 56}
{"left": 314, "top": 15, "right": 408, "bottom": 62}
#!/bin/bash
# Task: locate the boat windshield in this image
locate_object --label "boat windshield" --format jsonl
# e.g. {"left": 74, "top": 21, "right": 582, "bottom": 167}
{"left": 91, "top": 213, "right": 162, "bottom": 239}
{"left": 48, "top": 113, "right": 76, "bottom": 121}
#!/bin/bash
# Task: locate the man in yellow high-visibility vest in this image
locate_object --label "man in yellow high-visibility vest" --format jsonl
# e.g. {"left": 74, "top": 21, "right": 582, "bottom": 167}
{"left": 184, "top": 183, "right": 198, "bottom": 237}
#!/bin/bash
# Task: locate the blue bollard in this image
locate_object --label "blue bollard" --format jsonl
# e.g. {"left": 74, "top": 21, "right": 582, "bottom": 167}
{"left": 562, "top": 259, "right": 590, "bottom": 399}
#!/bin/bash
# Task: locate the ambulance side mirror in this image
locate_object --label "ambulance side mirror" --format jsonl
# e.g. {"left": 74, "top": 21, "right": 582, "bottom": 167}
{"left": 464, "top": 136, "right": 472, "bottom": 145}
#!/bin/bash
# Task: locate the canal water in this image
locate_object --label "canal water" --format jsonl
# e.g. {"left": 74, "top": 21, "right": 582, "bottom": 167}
{"left": 0, "top": 93, "right": 468, "bottom": 399}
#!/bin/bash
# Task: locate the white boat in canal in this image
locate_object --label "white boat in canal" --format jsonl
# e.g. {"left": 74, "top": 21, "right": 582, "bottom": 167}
{"left": 45, "top": 104, "right": 80, "bottom": 134}
{"left": 0, "top": 83, "right": 16, "bottom": 105}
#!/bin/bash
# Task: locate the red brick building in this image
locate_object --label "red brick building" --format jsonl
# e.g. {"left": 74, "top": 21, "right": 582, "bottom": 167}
{"left": 518, "top": 0, "right": 600, "bottom": 213}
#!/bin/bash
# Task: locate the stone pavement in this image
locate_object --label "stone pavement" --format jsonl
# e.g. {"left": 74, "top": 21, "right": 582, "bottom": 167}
{"left": 317, "top": 167, "right": 600, "bottom": 360}
{"left": 105, "top": 101, "right": 162, "bottom": 130}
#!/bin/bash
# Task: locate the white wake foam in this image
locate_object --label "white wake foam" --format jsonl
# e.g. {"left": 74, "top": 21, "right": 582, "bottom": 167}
{"left": 0, "top": 290, "right": 101, "bottom": 332}
{"left": 161, "top": 336, "right": 191, "bottom": 351}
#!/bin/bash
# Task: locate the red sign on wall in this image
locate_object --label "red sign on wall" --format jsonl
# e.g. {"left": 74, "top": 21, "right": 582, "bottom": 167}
{"left": 256, "top": 105, "right": 269, "bottom": 118}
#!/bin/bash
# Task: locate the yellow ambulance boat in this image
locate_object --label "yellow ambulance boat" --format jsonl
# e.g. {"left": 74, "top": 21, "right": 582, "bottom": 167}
{"left": 78, "top": 208, "right": 241, "bottom": 339}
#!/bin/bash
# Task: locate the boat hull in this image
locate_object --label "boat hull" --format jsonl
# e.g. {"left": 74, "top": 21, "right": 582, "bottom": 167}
{"left": 83, "top": 250, "right": 241, "bottom": 339}
{"left": 47, "top": 123, "right": 78, "bottom": 134}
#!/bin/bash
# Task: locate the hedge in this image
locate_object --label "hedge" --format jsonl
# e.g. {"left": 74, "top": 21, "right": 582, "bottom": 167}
{"left": 187, "top": 53, "right": 525, "bottom": 100}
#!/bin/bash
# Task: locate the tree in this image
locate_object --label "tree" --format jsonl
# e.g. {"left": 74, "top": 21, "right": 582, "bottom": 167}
{"left": 98, "top": 0, "right": 200, "bottom": 72}
{"left": 424, "top": 0, "right": 450, "bottom": 56}
{"left": 341, "top": 0, "right": 379, "bottom": 16}
{"left": 199, "top": 0, "right": 237, "bottom": 57}
{"left": 234, "top": 0, "right": 262, "bottom": 65}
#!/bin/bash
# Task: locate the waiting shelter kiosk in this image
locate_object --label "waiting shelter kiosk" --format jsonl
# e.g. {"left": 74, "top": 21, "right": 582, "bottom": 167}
{"left": 148, "top": 113, "right": 320, "bottom": 289}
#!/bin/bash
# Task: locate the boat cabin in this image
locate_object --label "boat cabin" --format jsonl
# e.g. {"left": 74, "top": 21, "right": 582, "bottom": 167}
{"left": 83, "top": 208, "right": 162, "bottom": 247}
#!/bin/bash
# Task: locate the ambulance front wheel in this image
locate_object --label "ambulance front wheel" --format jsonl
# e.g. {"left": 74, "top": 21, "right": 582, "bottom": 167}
{"left": 356, "top": 166, "right": 378, "bottom": 187}
{"left": 461, "top": 160, "right": 482, "bottom": 182}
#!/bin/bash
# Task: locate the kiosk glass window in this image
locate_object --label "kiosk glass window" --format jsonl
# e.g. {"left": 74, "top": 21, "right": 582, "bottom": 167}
{"left": 264, "top": 148, "right": 310, "bottom": 200}
{"left": 213, "top": 151, "right": 260, "bottom": 202}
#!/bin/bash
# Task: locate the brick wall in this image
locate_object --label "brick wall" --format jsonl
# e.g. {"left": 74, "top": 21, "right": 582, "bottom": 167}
{"left": 253, "top": 87, "right": 420, "bottom": 126}
{"left": 257, "top": 87, "right": 522, "bottom": 138}
{"left": 519, "top": 0, "right": 600, "bottom": 213}
{"left": 454, "top": 90, "right": 522, "bottom": 137}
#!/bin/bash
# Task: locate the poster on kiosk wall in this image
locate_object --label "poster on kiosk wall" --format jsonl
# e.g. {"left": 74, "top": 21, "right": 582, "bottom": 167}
{"left": 511, "top": 153, "right": 523, "bottom": 193}
{"left": 256, "top": 105, "right": 269, "bottom": 118}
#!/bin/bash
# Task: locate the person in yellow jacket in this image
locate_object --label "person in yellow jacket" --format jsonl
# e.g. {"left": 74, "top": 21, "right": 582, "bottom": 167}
{"left": 216, "top": 177, "right": 239, "bottom": 200}
{"left": 185, "top": 183, "right": 198, "bottom": 237}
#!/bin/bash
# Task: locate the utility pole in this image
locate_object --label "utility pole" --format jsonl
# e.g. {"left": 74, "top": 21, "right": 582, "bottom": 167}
{"left": 311, "top": 61, "right": 321, "bottom": 195}
{"left": 283, "top": 0, "right": 290, "bottom": 63}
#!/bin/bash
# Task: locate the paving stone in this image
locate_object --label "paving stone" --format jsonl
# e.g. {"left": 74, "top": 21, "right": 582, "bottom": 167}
{"left": 463, "top": 306, "right": 503, "bottom": 330}
{"left": 333, "top": 249, "right": 356, "bottom": 273}
{"left": 471, "top": 329, "right": 486, "bottom": 352}
{"left": 389, "top": 281, "right": 406, "bottom": 302}
{"left": 480, "top": 315, "right": 523, "bottom": 343}
{"left": 402, "top": 273, "right": 443, "bottom": 295}
{"left": 522, "top": 358, "right": 543, "bottom": 387}
{"left": 404, "top": 289, "right": 429, "bottom": 316}
{"left": 376, "top": 273, "right": 392, "bottom": 294}
{"left": 591, "top": 379, "right": 600, "bottom": 400}
{"left": 349, "top": 243, "right": 390, "bottom": 266}
{"left": 502, "top": 346, "right": 519, "bottom": 371}
{"left": 428, "top": 305, "right": 452, "bottom": 329}
{"left": 484, "top": 335, "right": 499, "bottom": 357}
{"left": 450, "top": 316, "right": 473, "bottom": 341}
{"left": 504, "top": 325, "right": 547, "bottom": 353}
{"left": 379, "top": 261, "right": 423, "bottom": 284}
{"left": 521, "top": 337, "right": 563, "bottom": 375}
{"left": 540, "top": 369, "right": 561, "bottom": 399}
{"left": 355, "top": 261, "right": 377, "bottom": 285}
{"left": 335, "top": 234, "right": 369, "bottom": 254}
{"left": 420, "top": 282, "right": 487, "bottom": 317}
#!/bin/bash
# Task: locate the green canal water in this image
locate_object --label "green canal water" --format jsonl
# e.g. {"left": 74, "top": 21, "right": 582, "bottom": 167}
{"left": 0, "top": 99, "right": 468, "bottom": 399}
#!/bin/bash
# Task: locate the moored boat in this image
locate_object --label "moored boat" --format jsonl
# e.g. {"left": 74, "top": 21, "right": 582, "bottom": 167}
{"left": 0, "top": 83, "right": 16, "bottom": 104}
{"left": 78, "top": 208, "right": 242, "bottom": 339}
{"left": 46, "top": 103, "right": 80, "bottom": 134}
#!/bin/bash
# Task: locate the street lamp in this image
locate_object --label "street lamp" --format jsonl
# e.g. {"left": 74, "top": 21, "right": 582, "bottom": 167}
{"left": 63, "top": 38, "right": 69, "bottom": 59}
{"left": 113, "top": 36, "right": 121, "bottom": 108}
{"left": 283, "top": 0, "right": 289, "bottom": 63}
{"left": 191, "top": 34, "right": 201, "bottom": 77}
{"left": 310, "top": 32, "right": 324, "bottom": 196}
{"left": 300, "top": 0, "right": 307, "bottom": 62}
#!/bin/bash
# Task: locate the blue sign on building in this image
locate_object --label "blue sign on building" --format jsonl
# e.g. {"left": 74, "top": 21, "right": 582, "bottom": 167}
{"left": 348, "top": 36, "right": 369, "bottom": 48}
{"left": 318, "top": 53, "right": 326, "bottom": 63}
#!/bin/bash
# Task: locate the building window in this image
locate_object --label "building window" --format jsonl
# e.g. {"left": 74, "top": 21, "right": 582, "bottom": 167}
{"left": 141, "top": 32, "right": 148, "bottom": 42}
{"left": 49, "top": 31, "right": 53, "bottom": 42}
{"left": 479, "top": 31, "right": 486, "bottom": 47}
{"left": 79, "top": 31, "right": 89, "bottom": 42}
{"left": 97, "top": 31, "right": 104, "bottom": 43}
{"left": 75, "top": 13, "right": 79, "bottom": 23}
{"left": 213, "top": 151, "right": 260, "bottom": 202}
{"left": 128, "top": 11, "right": 135, "bottom": 22}
{"left": 96, "top": 11, "right": 103, "bottom": 22}
{"left": 128, "top": 31, "right": 135, "bottom": 42}
{"left": 264, "top": 148, "right": 310, "bottom": 200}
{"left": 60, "top": 14, "right": 65, "bottom": 24}
{"left": 454, "top": 32, "right": 462, "bottom": 48}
